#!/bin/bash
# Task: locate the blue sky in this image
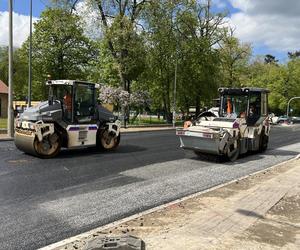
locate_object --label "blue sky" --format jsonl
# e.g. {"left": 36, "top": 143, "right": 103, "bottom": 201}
{"left": 0, "top": 0, "right": 297, "bottom": 62}
{"left": 0, "top": 0, "right": 47, "bottom": 17}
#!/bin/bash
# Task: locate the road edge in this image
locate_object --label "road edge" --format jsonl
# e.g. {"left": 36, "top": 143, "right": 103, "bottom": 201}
{"left": 0, "top": 127, "right": 176, "bottom": 142}
{"left": 40, "top": 153, "right": 300, "bottom": 250}
{"left": 0, "top": 137, "right": 13, "bottom": 142}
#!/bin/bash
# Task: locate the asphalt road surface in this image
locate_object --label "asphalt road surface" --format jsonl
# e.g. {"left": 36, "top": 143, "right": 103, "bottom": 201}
{"left": 0, "top": 125, "right": 300, "bottom": 249}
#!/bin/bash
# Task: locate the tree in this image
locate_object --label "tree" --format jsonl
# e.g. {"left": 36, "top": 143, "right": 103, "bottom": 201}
{"left": 248, "top": 59, "right": 289, "bottom": 114}
{"left": 0, "top": 46, "right": 28, "bottom": 100}
{"left": 0, "top": 47, "right": 8, "bottom": 84}
{"left": 89, "top": 0, "right": 148, "bottom": 92}
{"left": 175, "top": 0, "right": 226, "bottom": 116}
{"left": 219, "top": 29, "right": 251, "bottom": 87}
{"left": 288, "top": 50, "right": 300, "bottom": 60}
{"left": 286, "top": 58, "right": 300, "bottom": 115}
{"left": 98, "top": 85, "right": 130, "bottom": 107}
{"left": 18, "top": 8, "right": 97, "bottom": 100}
{"left": 142, "top": 0, "right": 178, "bottom": 122}
{"left": 98, "top": 85, "right": 151, "bottom": 120}
{"left": 50, "top": 0, "right": 80, "bottom": 12}
{"left": 264, "top": 54, "right": 278, "bottom": 64}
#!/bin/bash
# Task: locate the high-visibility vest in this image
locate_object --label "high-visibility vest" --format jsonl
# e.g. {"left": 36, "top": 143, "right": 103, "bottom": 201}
{"left": 227, "top": 98, "right": 232, "bottom": 114}
{"left": 64, "top": 94, "right": 72, "bottom": 111}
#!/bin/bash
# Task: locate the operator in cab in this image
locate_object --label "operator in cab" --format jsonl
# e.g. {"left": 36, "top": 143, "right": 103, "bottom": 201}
{"left": 63, "top": 90, "right": 72, "bottom": 121}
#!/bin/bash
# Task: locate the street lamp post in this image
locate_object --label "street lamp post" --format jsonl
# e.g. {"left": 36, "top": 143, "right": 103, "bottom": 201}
{"left": 286, "top": 96, "right": 300, "bottom": 120}
{"left": 28, "top": 0, "right": 33, "bottom": 107}
{"left": 172, "top": 57, "right": 177, "bottom": 128}
{"left": 7, "top": 0, "right": 14, "bottom": 138}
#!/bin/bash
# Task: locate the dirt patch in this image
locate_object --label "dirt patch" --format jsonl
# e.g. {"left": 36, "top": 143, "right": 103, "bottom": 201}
{"left": 237, "top": 194, "right": 300, "bottom": 248}
{"left": 201, "top": 186, "right": 237, "bottom": 198}
{"left": 99, "top": 201, "right": 206, "bottom": 237}
{"left": 269, "top": 195, "right": 300, "bottom": 222}
{"left": 242, "top": 221, "right": 297, "bottom": 247}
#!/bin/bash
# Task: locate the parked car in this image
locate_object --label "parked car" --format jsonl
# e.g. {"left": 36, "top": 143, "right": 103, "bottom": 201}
{"left": 276, "top": 115, "right": 300, "bottom": 124}
{"left": 277, "top": 115, "right": 289, "bottom": 124}
{"left": 291, "top": 116, "right": 300, "bottom": 124}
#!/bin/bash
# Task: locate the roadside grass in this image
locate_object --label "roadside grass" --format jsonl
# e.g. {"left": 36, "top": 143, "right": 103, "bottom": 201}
{"left": 0, "top": 116, "right": 183, "bottom": 129}
{"left": 129, "top": 117, "right": 183, "bottom": 126}
{"left": 0, "top": 118, "right": 7, "bottom": 129}
{"left": 130, "top": 117, "right": 165, "bottom": 125}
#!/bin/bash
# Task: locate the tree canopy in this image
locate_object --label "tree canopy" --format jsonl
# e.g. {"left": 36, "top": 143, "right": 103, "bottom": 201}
{"left": 2, "top": 0, "right": 300, "bottom": 118}
{"left": 17, "top": 7, "right": 97, "bottom": 99}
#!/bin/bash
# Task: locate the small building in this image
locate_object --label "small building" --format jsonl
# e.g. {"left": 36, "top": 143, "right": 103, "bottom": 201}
{"left": 0, "top": 80, "right": 8, "bottom": 118}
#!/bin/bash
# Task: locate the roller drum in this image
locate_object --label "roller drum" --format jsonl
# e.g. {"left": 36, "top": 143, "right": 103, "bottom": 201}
{"left": 14, "top": 131, "right": 37, "bottom": 156}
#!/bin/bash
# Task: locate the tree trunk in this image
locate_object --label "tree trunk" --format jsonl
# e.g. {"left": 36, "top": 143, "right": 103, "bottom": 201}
{"left": 195, "top": 94, "right": 201, "bottom": 117}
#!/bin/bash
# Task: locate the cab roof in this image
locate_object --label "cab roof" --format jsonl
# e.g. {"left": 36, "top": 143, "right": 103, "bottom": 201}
{"left": 46, "top": 80, "right": 100, "bottom": 88}
{"left": 218, "top": 87, "right": 270, "bottom": 95}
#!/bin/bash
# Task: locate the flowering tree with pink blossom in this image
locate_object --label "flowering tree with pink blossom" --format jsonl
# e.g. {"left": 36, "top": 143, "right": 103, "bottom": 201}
{"left": 98, "top": 85, "right": 130, "bottom": 107}
{"left": 98, "top": 85, "right": 151, "bottom": 120}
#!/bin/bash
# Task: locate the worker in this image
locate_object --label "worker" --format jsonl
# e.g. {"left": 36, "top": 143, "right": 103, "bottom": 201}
{"left": 63, "top": 90, "right": 72, "bottom": 120}
{"left": 239, "top": 111, "right": 246, "bottom": 118}
{"left": 226, "top": 97, "right": 237, "bottom": 118}
{"left": 247, "top": 104, "right": 259, "bottom": 125}
{"left": 227, "top": 97, "right": 232, "bottom": 114}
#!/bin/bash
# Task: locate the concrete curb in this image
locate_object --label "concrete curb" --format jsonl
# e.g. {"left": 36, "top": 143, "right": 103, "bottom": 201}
{"left": 0, "top": 137, "right": 14, "bottom": 142}
{"left": 122, "top": 124, "right": 173, "bottom": 128}
{"left": 40, "top": 154, "right": 300, "bottom": 250}
{"left": 120, "top": 128, "right": 175, "bottom": 133}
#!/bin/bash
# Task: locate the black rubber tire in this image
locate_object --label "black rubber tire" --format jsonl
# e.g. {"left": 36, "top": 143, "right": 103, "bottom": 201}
{"left": 97, "top": 129, "right": 121, "bottom": 151}
{"left": 227, "top": 139, "right": 240, "bottom": 162}
{"left": 259, "top": 130, "right": 269, "bottom": 152}
{"left": 33, "top": 132, "right": 61, "bottom": 158}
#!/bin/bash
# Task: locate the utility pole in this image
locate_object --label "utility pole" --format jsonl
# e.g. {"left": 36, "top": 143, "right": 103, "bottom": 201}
{"left": 172, "top": 55, "right": 177, "bottom": 128}
{"left": 28, "top": 0, "right": 32, "bottom": 107}
{"left": 7, "top": 0, "right": 14, "bottom": 138}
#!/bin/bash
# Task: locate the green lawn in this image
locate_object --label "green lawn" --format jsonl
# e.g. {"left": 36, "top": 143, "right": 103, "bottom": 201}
{"left": 0, "top": 117, "right": 183, "bottom": 129}
{"left": 129, "top": 117, "right": 183, "bottom": 126}
{"left": 0, "top": 118, "right": 7, "bottom": 129}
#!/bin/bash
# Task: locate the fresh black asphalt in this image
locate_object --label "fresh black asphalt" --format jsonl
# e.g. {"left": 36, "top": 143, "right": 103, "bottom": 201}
{"left": 0, "top": 125, "right": 299, "bottom": 249}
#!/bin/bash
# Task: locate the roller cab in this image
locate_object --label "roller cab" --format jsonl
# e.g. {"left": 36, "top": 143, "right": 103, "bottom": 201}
{"left": 15, "top": 80, "right": 121, "bottom": 158}
{"left": 176, "top": 87, "right": 270, "bottom": 161}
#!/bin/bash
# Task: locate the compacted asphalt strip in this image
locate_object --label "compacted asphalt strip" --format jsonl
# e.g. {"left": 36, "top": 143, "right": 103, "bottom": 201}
{"left": 0, "top": 125, "right": 299, "bottom": 250}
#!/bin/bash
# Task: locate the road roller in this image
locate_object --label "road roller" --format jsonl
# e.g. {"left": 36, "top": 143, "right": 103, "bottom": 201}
{"left": 176, "top": 87, "right": 270, "bottom": 161}
{"left": 15, "top": 80, "right": 121, "bottom": 158}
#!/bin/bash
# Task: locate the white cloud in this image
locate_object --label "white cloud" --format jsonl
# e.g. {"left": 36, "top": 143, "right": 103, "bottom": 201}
{"left": 227, "top": 0, "right": 300, "bottom": 52}
{"left": 213, "top": 0, "right": 229, "bottom": 9}
{"left": 0, "top": 11, "right": 38, "bottom": 47}
{"left": 229, "top": 0, "right": 252, "bottom": 12}
{"left": 75, "top": 1, "right": 103, "bottom": 39}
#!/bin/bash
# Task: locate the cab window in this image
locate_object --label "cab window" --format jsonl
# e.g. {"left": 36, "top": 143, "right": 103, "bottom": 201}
{"left": 74, "top": 84, "right": 95, "bottom": 123}
{"left": 221, "top": 94, "right": 248, "bottom": 118}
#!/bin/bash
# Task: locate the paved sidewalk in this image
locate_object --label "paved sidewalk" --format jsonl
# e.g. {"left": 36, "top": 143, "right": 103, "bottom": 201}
{"left": 0, "top": 133, "right": 13, "bottom": 141}
{"left": 46, "top": 156, "right": 300, "bottom": 250}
